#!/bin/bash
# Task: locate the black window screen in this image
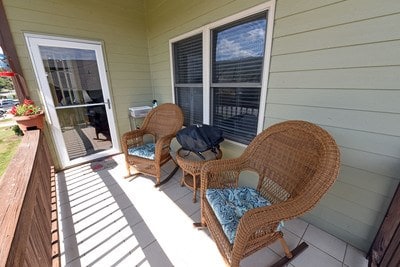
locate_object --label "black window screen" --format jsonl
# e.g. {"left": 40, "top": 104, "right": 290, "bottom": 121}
{"left": 211, "top": 12, "right": 267, "bottom": 144}
{"left": 173, "top": 34, "right": 203, "bottom": 126}
{"left": 175, "top": 86, "right": 203, "bottom": 126}
{"left": 211, "top": 87, "right": 261, "bottom": 144}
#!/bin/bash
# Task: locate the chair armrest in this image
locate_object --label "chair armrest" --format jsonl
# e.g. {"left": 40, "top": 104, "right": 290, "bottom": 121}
{"left": 121, "top": 129, "right": 146, "bottom": 155}
{"left": 153, "top": 134, "right": 175, "bottom": 162}
{"left": 200, "top": 157, "right": 248, "bottom": 191}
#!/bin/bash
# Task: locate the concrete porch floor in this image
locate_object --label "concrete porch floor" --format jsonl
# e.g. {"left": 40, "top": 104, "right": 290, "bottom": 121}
{"left": 56, "top": 154, "right": 369, "bottom": 267}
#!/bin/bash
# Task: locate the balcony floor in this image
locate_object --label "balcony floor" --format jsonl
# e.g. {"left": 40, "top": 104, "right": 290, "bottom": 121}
{"left": 56, "top": 154, "right": 368, "bottom": 267}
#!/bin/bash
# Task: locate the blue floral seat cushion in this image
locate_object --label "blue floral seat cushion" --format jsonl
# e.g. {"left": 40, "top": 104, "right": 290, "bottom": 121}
{"left": 206, "top": 186, "right": 284, "bottom": 244}
{"left": 127, "top": 143, "right": 155, "bottom": 160}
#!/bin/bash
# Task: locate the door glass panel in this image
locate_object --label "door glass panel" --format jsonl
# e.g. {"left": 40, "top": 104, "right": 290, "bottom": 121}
{"left": 39, "top": 46, "right": 112, "bottom": 161}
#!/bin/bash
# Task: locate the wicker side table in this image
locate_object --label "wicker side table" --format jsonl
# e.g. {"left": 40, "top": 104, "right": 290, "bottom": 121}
{"left": 176, "top": 148, "right": 222, "bottom": 202}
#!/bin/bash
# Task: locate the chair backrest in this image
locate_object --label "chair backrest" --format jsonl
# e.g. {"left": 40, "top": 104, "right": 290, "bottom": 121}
{"left": 141, "top": 103, "right": 184, "bottom": 140}
{"left": 241, "top": 120, "right": 340, "bottom": 208}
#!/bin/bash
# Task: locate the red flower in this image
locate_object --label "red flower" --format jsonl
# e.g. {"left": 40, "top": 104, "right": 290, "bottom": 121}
{"left": 10, "top": 106, "right": 17, "bottom": 115}
{"left": 10, "top": 98, "right": 41, "bottom": 116}
{"left": 23, "top": 99, "right": 34, "bottom": 105}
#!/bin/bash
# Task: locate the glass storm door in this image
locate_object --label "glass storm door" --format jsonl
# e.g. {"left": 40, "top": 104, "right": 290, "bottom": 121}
{"left": 25, "top": 34, "right": 118, "bottom": 168}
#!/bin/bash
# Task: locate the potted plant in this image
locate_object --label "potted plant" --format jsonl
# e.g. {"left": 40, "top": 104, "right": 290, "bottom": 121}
{"left": 10, "top": 99, "right": 45, "bottom": 132}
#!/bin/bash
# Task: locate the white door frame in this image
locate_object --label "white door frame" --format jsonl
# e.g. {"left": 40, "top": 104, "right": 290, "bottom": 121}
{"left": 25, "top": 33, "right": 119, "bottom": 168}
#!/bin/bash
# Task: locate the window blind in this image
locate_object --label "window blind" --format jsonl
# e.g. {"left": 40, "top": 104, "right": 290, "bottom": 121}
{"left": 211, "top": 13, "right": 267, "bottom": 144}
{"left": 174, "top": 34, "right": 203, "bottom": 84}
{"left": 212, "top": 13, "right": 266, "bottom": 84}
{"left": 175, "top": 86, "right": 203, "bottom": 126}
{"left": 173, "top": 34, "right": 203, "bottom": 126}
{"left": 211, "top": 87, "right": 261, "bottom": 144}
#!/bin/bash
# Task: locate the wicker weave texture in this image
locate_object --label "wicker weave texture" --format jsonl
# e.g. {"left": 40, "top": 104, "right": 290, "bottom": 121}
{"left": 121, "top": 103, "right": 183, "bottom": 185}
{"left": 176, "top": 148, "right": 223, "bottom": 178}
{"left": 200, "top": 120, "right": 340, "bottom": 266}
{"left": 176, "top": 148, "right": 223, "bottom": 202}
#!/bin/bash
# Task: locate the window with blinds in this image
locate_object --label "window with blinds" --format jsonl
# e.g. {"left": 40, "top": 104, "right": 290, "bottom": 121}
{"left": 173, "top": 34, "right": 203, "bottom": 126}
{"left": 172, "top": 9, "right": 270, "bottom": 145}
{"left": 211, "top": 13, "right": 267, "bottom": 144}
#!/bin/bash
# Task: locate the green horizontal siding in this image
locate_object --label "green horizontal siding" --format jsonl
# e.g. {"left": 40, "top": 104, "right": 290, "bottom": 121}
{"left": 269, "top": 67, "right": 400, "bottom": 90}
{"left": 268, "top": 89, "right": 400, "bottom": 113}
{"left": 302, "top": 207, "right": 377, "bottom": 252}
{"left": 4, "top": 0, "right": 400, "bottom": 253}
{"left": 274, "top": 0, "right": 343, "bottom": 19}
{"left": 145, "top": 0, "right": 400, "bottom": 252}
{"left": 266, "top": 104, "right": 400, "bottom": 137}
{"left": 271, "top": 40, "right": 400, "bottom": 71}
{"left": 145, "top": 0, "right": 267, "bottom": 102}
{"left": 268, "top": 0, "right": 400, "bottom": 251}
{"left": 273, "top": 13, "right": 400, "bottom": 55}
{"left": 274, "top": 0, "right": 400, "bottom": 37}
{"left": 338, "top": 165, "right": 398, "bottom": 196}
{"left": 4, "top": 0, "right": 152, "bottom": 153}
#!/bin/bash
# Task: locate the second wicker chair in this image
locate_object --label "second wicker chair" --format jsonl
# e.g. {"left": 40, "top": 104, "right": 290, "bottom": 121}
{"left": 199, "top": 120, "right": 340, "bottom": 266}
{"left": 121, "top": 103, "right": 183, "bottom": 186}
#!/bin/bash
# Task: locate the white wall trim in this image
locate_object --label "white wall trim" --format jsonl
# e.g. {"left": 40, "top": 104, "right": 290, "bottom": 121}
{"left": 169, "top": 28, "right": 204, "bottom": 44}
{"left": 202, "top": 29, "right": 210, "bottom": 124}
{"left": 169, "top": 28, "right": 204, "bottom": 104}
{"left": 258, "top": 0, "right": 275, "bottom": 133}
{"left": 168, "top": 41, "right": 175, "bottom": 103}
{"left": 24, "top": 33, "right": 103, "bottom": 46}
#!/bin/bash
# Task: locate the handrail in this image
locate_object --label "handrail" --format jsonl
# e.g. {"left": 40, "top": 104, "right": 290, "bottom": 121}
{"left": 0, "top": 130, "right": 58, "bottom": 266}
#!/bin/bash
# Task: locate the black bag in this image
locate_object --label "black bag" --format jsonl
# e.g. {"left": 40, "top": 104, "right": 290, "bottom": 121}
{"left": 176, "top": 124, "right": 224, "bottom": 159}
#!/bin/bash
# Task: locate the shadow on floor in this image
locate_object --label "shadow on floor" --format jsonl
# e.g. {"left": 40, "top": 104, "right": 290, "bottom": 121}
{"left": 57, "top": 158, "right": 173, "bottom": 266}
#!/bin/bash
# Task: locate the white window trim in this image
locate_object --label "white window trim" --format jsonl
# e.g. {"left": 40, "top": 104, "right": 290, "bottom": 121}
{"left": 169, "top": 1, "right": 276, "bottom": 141}
{"left": 169, "top": 28, "right": 203, "bottom": 104}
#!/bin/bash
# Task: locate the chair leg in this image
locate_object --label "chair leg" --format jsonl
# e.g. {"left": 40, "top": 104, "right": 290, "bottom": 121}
{"left": 154, "top": 165, "right": 163, "bottom": 187}
{"left": 155, "top": 160, "right": 179, "bottom": 187}
{"left": 193, "top": 211, "right": 207, "bottom": 228}
{"left": 192, "top": 174, "right": 197, "bottom": 203}
{"left": 279, "top": 236, "right": 293, "bottom": 258}
{"left": 180, "top": 170, "right": 185, "bottom": 186}
{"left": 124, "top": 162, "right": 132, "bottom": 178}
{"left": 271, "top": 241, "right": 309, "bottom": 267}
{"left": 155, "top": 172, "right": 161, "bottom": 187}
{"left": 193, "top": 222, "right": 207, "bottom": 228}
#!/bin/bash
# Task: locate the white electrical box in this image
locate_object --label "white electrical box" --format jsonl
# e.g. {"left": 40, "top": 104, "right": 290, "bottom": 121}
{"left": 129, "top": 106, "right": 152, "bottom": 118}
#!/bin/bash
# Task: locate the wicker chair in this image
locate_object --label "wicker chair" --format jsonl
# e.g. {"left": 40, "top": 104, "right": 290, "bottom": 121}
{"left": 122, "top": 103, "right": 184, "bottom": 186}
{"left": 199, "top": 120, "right": 340, "bottom": 266}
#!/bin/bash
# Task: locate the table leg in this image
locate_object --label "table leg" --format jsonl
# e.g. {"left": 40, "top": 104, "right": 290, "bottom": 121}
{"left": 192, "top": 174, "right": 197, "bottom": 203}
{"left": 180, "top": 170, "right": 185, "bottom": 186}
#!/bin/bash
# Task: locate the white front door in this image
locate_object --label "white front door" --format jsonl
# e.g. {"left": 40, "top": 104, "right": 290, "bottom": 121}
{"left": 25, "top": 34, "right": 119, "bottom": 168}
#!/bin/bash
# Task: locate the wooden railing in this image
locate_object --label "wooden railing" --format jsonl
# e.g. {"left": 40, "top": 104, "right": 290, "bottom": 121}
{"left": 215, "top": 105, "right": 258, "bottom": 119}
{"left": 0, "top": 130, "right": 59, "bottom": 267}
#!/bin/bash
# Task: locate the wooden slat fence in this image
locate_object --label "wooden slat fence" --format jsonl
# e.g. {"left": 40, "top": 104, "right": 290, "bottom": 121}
{"left": 0, "top": 130, "right": 59, "bottom": 267}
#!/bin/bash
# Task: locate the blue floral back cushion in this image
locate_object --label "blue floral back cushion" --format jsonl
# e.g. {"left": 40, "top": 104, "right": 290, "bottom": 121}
{"left": 206, "top": 187, "right": 283, "bottom": 244}
{"left": 127, "top": 143, "right": 155, "bottom": 160}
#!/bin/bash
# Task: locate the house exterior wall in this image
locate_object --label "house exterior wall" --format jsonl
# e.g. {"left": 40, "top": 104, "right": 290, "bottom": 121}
{"left": 269, "top": 0, "right": 400, "bottom": 252}
{"left": 145, "top": 0, "right": 400, "bottom": 252}
{"left": 3, "top": 0, "right": 153, "bottom": 168}
{"left": 3, "top": 0, "right": 400, "bottom": 253}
